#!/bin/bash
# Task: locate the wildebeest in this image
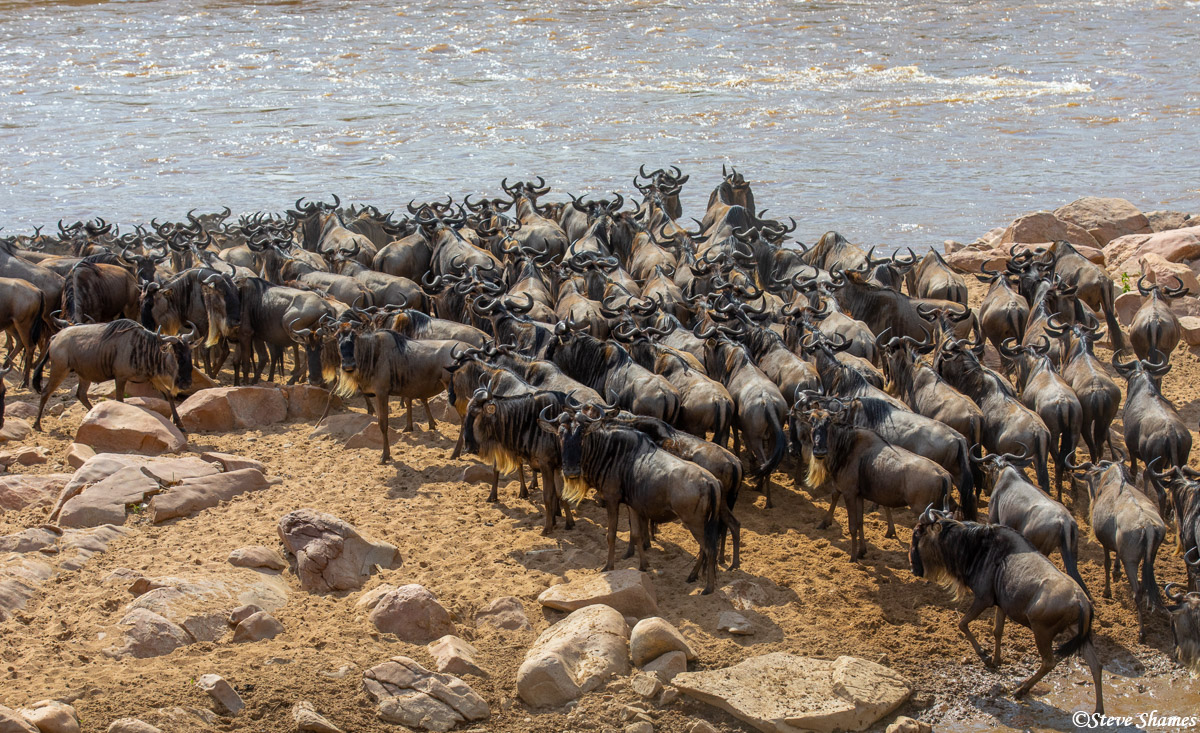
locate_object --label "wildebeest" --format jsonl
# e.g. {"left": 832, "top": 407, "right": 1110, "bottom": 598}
{"left": 794, "top": 397, "right": 951, "bottom": 561}
{"left": 32, "top": 320, "right": 195, "bottom": 431}
{"left": 907, "top": 250, "right": 968, "bottom": 304}
{"left": 1129, "top": 274, "right": 1187, "bottom": 361}
{"left": 909, "top": 508, "right": 1103, "bottom": 714}
{"left": 974, "top": 263, "right": 1029, "bottom": 362}
{"left": 1072, "top": 458, "right": 1165, "bottom": 640}
{"left": 1057, "top": 323, "right": 1120, "bottom": 462}
{"left": 0, "top": 276, "right": 46, "bottom": 386}
{"left": 552, "top": 330, "right": 681, "bottom": 423}
{"left": 60, "top": 259, "right": 139, "bottom": 324}
{"left": 1145, "top": 463, "right": 1200, "bottom": 592}
{"left": 1112, "top": 350, "right": 1190, "bottom": 513}
{"left": 1164, "top": 583, "right": 1200, "bottom": 674}
{"left": 0, "top": 365, "right": 10, "bottom": 429}
{"left": 540, "top": 408, "right": 723, "bottom": 593}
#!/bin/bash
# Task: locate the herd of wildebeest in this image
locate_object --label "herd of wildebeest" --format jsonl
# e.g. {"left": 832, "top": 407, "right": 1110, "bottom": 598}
{"left": 2, "top": 166, "right": 1200, "bottom": 714}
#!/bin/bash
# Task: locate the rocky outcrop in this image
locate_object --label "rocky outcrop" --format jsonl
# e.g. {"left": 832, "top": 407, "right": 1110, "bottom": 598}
{"left": 277, "top": 509, "right": 400, "bottom": 592}
{"left": 362, "top": 656, "right": 490, "bottom": 732}
{"left": 368, "top": 584, "right": 455, "bottom": 643}
{"left": 0, "top": 474, "right": 71, "bottom": 513}
{"left": 537, "top": 569, "right": 658, "bottom": 618}
{"left": 148, "top": 468, "right": 274, "bottom": 523}
{"left": 178, "top": 386, "right": 288, "bottom": 433}
{"left": 1054, "top": 196, "right": 1151, "bottom": 246}
{"left": 1145, "top": 210, "right": 1194, "bottom": 233}
{"left": 1000, "top": 210, "right": 1098, "bottom": 249}
{"left": 58, "top": 466, "right": 161, "bottom": 528}
{"left": 672, "top": 653, "right": 911, "bottom": 733}
{"left": 1103, "top": 226, "right": 1200, "bottom": 275}
{"left": 517, "top": 604, "right": 631, "bottom": 708}
{"left": 1, "top": 525, "right": 130, "bottom": 621}
{"left": 74, "top": 401, "right": 186, "bottom": 455}
{"left": 284, "top": 385, "right": 341, "bottom": 420}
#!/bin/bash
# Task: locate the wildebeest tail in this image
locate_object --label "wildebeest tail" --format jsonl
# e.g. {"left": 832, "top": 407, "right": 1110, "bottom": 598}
{"left": 1102, "top": 281, "right": 1125, "bottom": 351}
{"left": 754, "top": 408, "right": 785, "bottom": 477}
{"left": 703, "top": 482, "right": 721, "bottom": 569}
{"left": 29, "top": 294, "right": 45, "bottom": 349}
{"left": 1063, "top": 523, "right": 1091, "bottom": 599}
{"left": 32, "top": 347, "right": 52, "bottom": 394}
{"left": 1055, "top": 599, "right": 1093, "bottom": 657}
{"left": 1035, "top": 433, "right": 1052, "bottom": 494}
{"left": 1143, "top": 529, "right": 1163, "bottom": 610}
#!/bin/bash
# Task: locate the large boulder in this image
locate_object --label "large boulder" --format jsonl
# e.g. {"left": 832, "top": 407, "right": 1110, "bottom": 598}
{"left": 277, "top": 509, "right": 400, "bottom": 592}
{"left": 368, "top": 584, "right": 456, "bottom": 643}
{"left": 362, "top": 656, "right": 489, "bottom": 732}
{"left": 57, "top": 465, "right": 161, "bottom": 528}
{"left": 537, "top": 569, "right": 658, "bottom": 618}
{"left": 284, "top": 385, "right": 342, "bottom": 420}
{"left": 1000, "top": 211, "right": 1098, "bottom": 249}
{"left": 672, "top": 653, "right": 911, "bottom": 733}
{"left": 177, "top": 386, "right": 288, "bottom": 433}
{"left": 943, "top": 248, "right": 1007, "bottom": 274}
{"left": 1179, "top": 316, "right": 1200, "bottom": 347}
{"left": 1103, "top": 226, "right": 1200, "bottom": 274}
{"left": 0, "top": 705, "right": 38, "bottom": 733}
{"left": 75, "top": 401, "right": 186, "bottom": 455}
{"left": 516, "top": 604, "right": 631, "bottom": 708}
{"left": 630, "top": 617, "right": 695, "bottom": 666}
{"left": 1054, "top": 196, "right": 1151, "bottom": 246}
{"left": 1145, "top": 210, "right": 1194, "bottom": 233}
{"left": 0, "top": 474, "right": 71, "bottom": 513}
{"left": 17, "top": 700, "right": 80, "bottom": 733}
{"left": 1125, "top": 253, "right": 1200, "bottom": 294}
{"left": 148, "top": 468, "right": 274, "bottom": 523}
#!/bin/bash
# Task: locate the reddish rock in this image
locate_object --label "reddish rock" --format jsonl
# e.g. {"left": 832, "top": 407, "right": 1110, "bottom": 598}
{"left": 1179, "top": 316, "right": 1200, "bottom": 347}
{"left": 369, "top": 584, "right": 456, "bottom": 643}
{"left": 277, "top": 509, "right": 400, "bottom": 592}
{"left": 474, "top": 596, "right": 532, "bottom": 631}
{"left": 0, "top": 446, "right": 48, "bottom": 467}
{"left": 428, "top": 635, "right": 488, "bottom": 677}
{"left": 228, "top": 545, "right": 287, "bottom": 571}
{"left": 18, "top": 700, "right": 80, "bottom": 733}
{"left": 1054, "top": 196, "right": 1151, "bottom": 246}
{"left": 232, "top": 611, "right": 284, "bottom": 643}
{"left": 285, "top": 385, "right": 342, "bottom": 420}
{"left": 3, "top": 401, "right": 37, "bottom": 421}
{"left": 75, "top": 401, "right": 186, "bottom": 456}
{"left": 198, "top": 451, "right": 266, "bottom": 474}
{"left": 125, "top": 397, "right": 172, "bottom": 418}
{"left": 944, "top": 248, "right": 1006, "bottom": 274}
{"left": 1115, "top": 290, "right": 1142, "bottom": 326}
{"left": 344, "top": 421, "right": 401, "bottom": 450}
{"left": 178, "top": 386, "right": 288, "bottom": 433}
{"left": 0, "top": 705, "right": 38, "bottom": 733}
{"left": 140, "top": 457, "right": 220, "bottom": 485}
{"left": 0, "top": 475, "right": 71, "bottom": 513}
{"left": 64, "top": 443, "right": 95, "bottom": 469}
{"left": 1132, "top": 253, "right": 1200, "bottom": 293}
{"left": 1000, "top": 211, "right": 1098, "bottom": 249}
{"left": 58, "top": 465, "right": 161, "bottom": 528}
{"left": 228, "top": 604, "right": 263, "bottom": 626}
{"left": 459, "top": 464, "right": 493, "bottom": 484}
{"left": 1145, "top": 210, "right": 1193, "bottom": 233}
{"left": 1103, "top": 226, "right": 1200, "bottom": 274}
{"left": 0, "top": 417, "right": 33, "bottom": 443}
{"left": 148, "top": 468, "right": 274, "bottom": 523}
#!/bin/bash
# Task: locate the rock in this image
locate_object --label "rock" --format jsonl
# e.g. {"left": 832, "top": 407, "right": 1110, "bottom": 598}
{"left": 673, "top": 653, "right": 911, "bottom": 733}
{"left": 458, "top": 464, "right": 493, "bottom": 484}
{"left": 355, "top": 584, "right": 398, "bottom": 610}
{"left": 369, "top": 584, "right": 456, "bottom": 643}
{"left": 0, "top": 417, "right": 32, "bottom": 443}
{"left": 64, "top": 443, "right": 95, "bottom": 469}
{"left": 0, "top": 474, "right": 70, "bottom": 513}
{"left": 630, "top": 617, "right": 694, "bottom": 666}
{"left": 229, "top": 604, "right": 263, "bottom": 626}
{"left": 943, "top": 240, "right": 963, "bottom": 255}
{"left": 362, "top": 656, "right": 490, "bottom": 732}
{"left": 140, "top": 457, "right": 221, "bottom": 485}
{"left": 943, "top": 248, "right": 1006, "bottom": 274}
{"left": 1179, "top": 316, "right": 1200, "bottom": 347}
{"left": 106, "top": 721, "right": 162, "bottom": 733}
{"left": 125, "top": 396, "right": 171, "bottom": 418}
{"left": 1103, "top": 225, "right": 1200, "bottom": 273}
{"left": 58, "top": 465, "right": 161, "bottom": 528}
{"left": 720, "top": 579, "right": 768, "bottom": 611}
{"left": 291, "top": 701, "right": 342, "bottom": 733}
{"left": 75, "top": 401, "right": 186, "bottom": 455}
{"left": 631, "top": 672, "right": 664, "bottom": 700}
{"left": 428, "top": 635, "right": 487, "bottom": 677}
{"left": 181, "top": 612, "right": 229, "bottom": 644}
{"left": 0, "top": 705, "right": 38, "bottom": 733}
{"left": 196, "top": 674, "right": 244, "bottom": 715}
{"left": 1145, "top": 210, "right": 1193, "bottom": 233}
{"left": 17, "top": 701, "right": 79, "bottom": 733}
{"left": 644, "top": 650, "right": 687, "bottom": 682}
{"left": 309, "top": 414, "right": 375, "bottom": 442}
{"left": 717, "top": 610, "right": 753, "bottom": 635}
{"left": 228, "top": 545, "right": 287, "bottom": 571}
{"left": 625, "top": 723, "right": 654, "bottom": 733}
{"left": 688, "top": 722, "right": 718, "bottom": 733}
{"left": 1054, "top": 196, "right": 1151, "bottom": 246}
{"left": 886, "top": 716, "right": 933, "bottom": 733}
{"left": 285, "top": 385, "right": 341, "bottom": 420}
{"left": 148, "top": 468, "right": 273, "bottom": 523}
{"left": 108, "top": 608, "right": 192, "bottom": 659}
{"left": 0, "top": 526, "right": 63, "bottom": 554}
{"left": 0, "top": 446, "right": 48, "bottom": 467}
{"left": 1131, "top": 253, "right": 1200, "bottom": 293}
{"left": 178, "top": 386, "right": 288, "bottom": 432}
{"left": 277, "top": 509, "right": 400, "bottom": 592}
{"left": 232, "top": 611, "right": 284, "bottom": 642}
{"left": 49, "top": 454, "right": 153, "bottom": 521}
{"left": 1115, "top": 290, "right": 1142, "bottom": 326}
{"left": 517, "top": 604, "right": 631, "bottom": 708}
{"left": 538, "top": 569, "right": 658, "bottom": 618}
{"left": 1000, "top": 211, "right": 1098, "bottom": 249}
{"left": 1169, "top": 294, "right": 1200, "bottom": 318}
{"left": 4, "top": 401, "right": 37, "bottom": 421}
{"left": 343, "top": 421, "right": 401, "bottom": 450}
{"left": 474, "top": 595, "right": 531, "bottom": 631}
{"left": 197, "top": 451, "right": 266, "bottom": 474}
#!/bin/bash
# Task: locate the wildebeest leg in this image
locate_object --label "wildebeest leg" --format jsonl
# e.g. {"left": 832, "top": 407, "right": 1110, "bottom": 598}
{"left": 722, "top": 504, "right": 742, "bottom": 570}
{"left": 631, "top": 512, "right": 651, "bottom": 572}
{"left": 1122, "top": 556, "right": 1146, "bottom": 641}
{"left": 377, "top": 393, "right": 391, "bottom": 464}
{"left": 555, "top": 473, "right": 574, "bottom": 530}
{"left": 486, "top": 461, "right": 499, "bottom": 503}
{"left": 363, "top": 395, "right": 374, "bottom": 415}
{"left": 604, "top": 501, "right": 620, "bottom": 571}
{"left": 529, "top": 469, "right": 539, "bottom": 493}
{"left": 163, "top": 390, "right": 184, "bottom": 432}
{"left": 623, "top": 507, "right": 638, "bottom": 559}
{"left": 516, "top": 465, "right": 528, "bottom": 499}
{"left": 957, "top": 597, "right": 995, "bottom": 667}
{"left": 818, "top": 489, "right": 840, "bottom": 529}
{"left": 846, "top": 495, "right": 863, "bottom": 561}
{"left": 992, "top": 609, "right": 1006, "bottom": 666}
{"left": 760, "top": 471, "right": 773, "bottom": 509}
{"left": 1013, "top": 627, "right": 1059, "bottom": 699}
{"left": 423, "top": 399, "right": 436, "bottom": 431}
{"left": 539, "top": 468, "right": 555, "bottom": 535}
{"left": 113, "top": 379, "right": 127, "bottom": 402}
{"left": 1101, "top": 550, "right": 1112, "bottom": 599}
{"left": 1082, "top": 639, "right": 1104, "bottom": 714}
{"left": 450, "top": 429, "right": 464, "bottom": 460}
{"left": 76, "top": 379, "right": 94, "bottom": 411}
{"left": 34, "top": 362, "right": 72, "bottom": 431}
{"left": 884, "top": 508, "right": 896, "bottom": 539}
{"left": 404, "top": 398, "right": 414, "bottom": 432}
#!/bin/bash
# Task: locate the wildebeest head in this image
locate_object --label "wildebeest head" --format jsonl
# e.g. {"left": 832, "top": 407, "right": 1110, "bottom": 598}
{"left": 969, "top": 442, "right": 1036, "bottom": 493}
{"left": 1165, "top": 583, "right": 1200, "bottom": 675}
{"left": 336, "top": 322, "right": 361, "bottom": 375}
{"left": 141, "top": 282, "right": 183, "bottom": 335}
{"left": 909, "top": 505, "right": 956, "bottom": 587}
{"left": 200, "top": 274, "right": 242, "bottom": 347}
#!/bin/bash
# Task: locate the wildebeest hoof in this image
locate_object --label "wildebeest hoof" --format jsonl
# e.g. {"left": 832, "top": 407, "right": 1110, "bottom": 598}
{"left": 885, "top": 530, "right": 896, "bottom": 539}
{"left": 1102, "top": 590, "right": 1112, "bottom": 599}
{"left": 817, "top": 520, "right": 831, "bottom": 530}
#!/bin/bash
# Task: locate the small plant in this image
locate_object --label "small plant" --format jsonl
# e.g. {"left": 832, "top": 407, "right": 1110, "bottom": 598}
{"left": 1121, "top": 272, "right": 1131, "bottom": 293}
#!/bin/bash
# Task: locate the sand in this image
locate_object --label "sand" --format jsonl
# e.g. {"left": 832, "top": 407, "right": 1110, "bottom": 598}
{"left": 0, "top": 277, "right": 1196, "bottom": 732}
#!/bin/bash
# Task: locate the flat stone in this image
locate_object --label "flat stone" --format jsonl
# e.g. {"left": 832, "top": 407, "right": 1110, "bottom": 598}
{"left": 58, "top": 466, "right": 161, "bottom": 528}
{"left": 0, "top": 474, "right": 70, "bottom": 513}
{"left": 18, "top": 700, "right": 80, "bottom": 733}
{"left": 631, "top": 672, "right": 664, "bottom": 700}
{"left": 362, "top": 656, "right": 489, "bottom": 732}
{"left": 107, "top": 608, "right": 192, "bottom": 659}
{"left": 292, "top": 701, "right": 343, "bottom": 733}
{"left": 672, "top": 653, "right": 911, "bottom": 733}
{"left": 369, "top": 584, "right": 456, "bottom": 643}
{"left": 228, "top": 545, "right": 287, "bottom": 571}
{"left": 631, "top": 617, "right": 695, "bottom": 666}
{"left": 718, "top": 610, "right": 754, "bottom": 636}
{"left": 428, "top": 635, "right": 487, "bottom": 677}
{"left": 720, "top": 579, "right": 769, "bottom": 611}
{"left": 125, "top": 396, "right": 171, "bottom": 418}
{"left": 0, "top": 526, "right": 63, "bottom": 554}
{"left": 474, "top": 595, "right": 531, "bottom": 631}
{"left": 232, "top": 611, "right": 284, "bottom": 643}
{"left": 517, "top": 604, "right": 631, "bottom": 708}
{"left": 538, "top": 569, "right": 658, "bottom": 618}
{"left": 140, "top": 457, "right": 220, "bottom": 485}
{"left": 50, "top": 454, "right": 154, "bottom": 521}
{"left": 64, "top": 443, "right": 95, "bottom": 469}
{"left": 0, "top": 417, "right": 33, "bottom": 443}
{"left": 343, "top": 421, "right": 401, "bottom": 450}
{"left": 148, "top": 468, "right": 273, "bottom": 523}
{"left": 643, "top": 650, "right": 688, "bottom": 682}
{"left": 3, "top": 402, "right": 37, "bottom": 421}
{"left": 277, "top": 509, "right": 400, "bottom": 593}
{"left": 0, "top": 446, "right": 48, "bottom": 467}
{"left": 196, "top": 674, "right": 244, "bottom": 715}
{"left": 106, "top": 721, "right": 162, "bottom": 733}
{"left": 198, "top": 452, "right": 266, "bottom": 474}
{"left": 75, "top": 401, "right": 186, "bottom": 455}
{"left": 178, "top": 386, "right": 288, "bottom": 432}
{"left": 0, "top": 705, "right": 38, "bottom": 733}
